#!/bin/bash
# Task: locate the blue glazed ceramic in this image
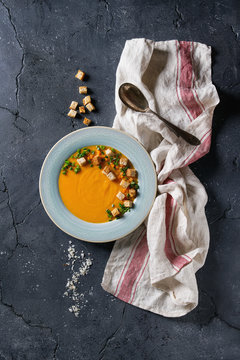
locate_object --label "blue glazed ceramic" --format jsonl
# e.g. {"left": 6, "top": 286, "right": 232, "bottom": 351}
{"left": 39, "top": 127, "right": 157, "bottom": 243}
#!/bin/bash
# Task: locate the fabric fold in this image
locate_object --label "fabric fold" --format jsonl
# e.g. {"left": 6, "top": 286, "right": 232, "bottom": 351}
{"left": 101, "top": 38, "right": 219, "bottom": 317}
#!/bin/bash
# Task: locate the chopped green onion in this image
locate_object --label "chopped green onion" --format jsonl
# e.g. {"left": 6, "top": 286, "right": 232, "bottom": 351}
{"left": 90, "top": 164, "right": 93, "bottom": 167}
{"left": 91, "top": 151, "right": 95, "bottom": 155}
{"left": 98, "top": 165, "right": 102, "bottom": 169}
{"left": 100, "top": 145, "right": 105, "bottom": 150}
{"left": 62, "top": 171, "right": 67, "bottom": 175}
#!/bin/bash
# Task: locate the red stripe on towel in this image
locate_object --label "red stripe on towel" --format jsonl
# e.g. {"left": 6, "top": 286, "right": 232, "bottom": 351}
{"left": 176, "top": 41, "right": 193, "bottom": 122}
{"left": 178, "top": 41, "right": 203, "bottom": 120}
{"left": 113, "top": 228, "right": 146, "bottom": 296}
{"left": 191, "top": 41, "right": 205, "bottom": 112}
{"left": 117, "top": 233, "right": 149, "bottom": 302}
{"left": 130, "top": 254, "right": 150, "bottom": 304}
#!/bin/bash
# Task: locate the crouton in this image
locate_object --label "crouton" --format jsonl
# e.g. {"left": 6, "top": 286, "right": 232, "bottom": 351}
{"left": 124, "top": 200, "right": 133, "bottom": 208}
{"left": 129, "top": 188, "right": 136, "bottom": 197}
{"left": 79, "top": 106, "right": 85, "bottom": 113}
{"left": 83, "top": 117, "right": 91, "bottom": 126}
{"left": 107, "top": 172, "right": 116, "bottom": 181}
{"left": 83, "top": 96, "right": 91, "bottom": 106}
{"left": 69, "top": 101, "right": 78, "bottom": 110}
{"left": 77, "top": 157, "right": 87, "bottom": 166}
{"left": 75, "top": 69, "right": 85, "bottom": 81}
{"left": 111, "top": 207, "right": 120, "bottom": 217}
{"left": 116, "top": 191, "right": 125, "bottom": 201}
{"left": 105, "top": 148, "right": 114, "bottom": 157}
{"left": 79, "top": 86, "right": 87, "bottom": 94}
{"left": 102, "top": 165, "right": 111, "bottom": 175}
{"left": 126, "top": 168, "right": 137, "bottom": 177}
{"left": 120, "top": 179, "right": 130, "bottom": 189}
{"left": 67, "top": 109, "right": 77, "bottom": 118}
{"left": 86, "top": 102, "right": 95, "bottom": 112}
{"left": 92, "top": 156, "right": 101, "bottom": 165}
{"left": 119, "top": 157, "right": 128, "bottom": 166}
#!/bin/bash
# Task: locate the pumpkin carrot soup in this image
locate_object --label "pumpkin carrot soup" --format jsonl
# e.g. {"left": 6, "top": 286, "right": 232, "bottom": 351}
{"left": 58, "top": 145, "right": 139, "bottom": 223}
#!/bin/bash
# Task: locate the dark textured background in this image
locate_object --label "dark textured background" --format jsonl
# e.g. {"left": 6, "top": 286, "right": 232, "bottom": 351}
{"left": 0, "top": 0, "right": 240, "bottom": 359}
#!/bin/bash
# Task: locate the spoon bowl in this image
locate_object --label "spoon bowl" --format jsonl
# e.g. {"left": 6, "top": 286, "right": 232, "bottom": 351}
{"left": 119, "top": 83, "right": 149, "bottom": 112}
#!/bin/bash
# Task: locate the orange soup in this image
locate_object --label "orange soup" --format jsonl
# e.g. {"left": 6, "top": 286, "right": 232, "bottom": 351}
{"left": 58, "top": 145, "right": 139, "bottom": 223}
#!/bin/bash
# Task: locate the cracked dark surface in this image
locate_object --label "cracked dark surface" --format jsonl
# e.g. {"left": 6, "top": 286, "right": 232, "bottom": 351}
{"left": 0, "top": 0, "right": 240, "bottom": 359}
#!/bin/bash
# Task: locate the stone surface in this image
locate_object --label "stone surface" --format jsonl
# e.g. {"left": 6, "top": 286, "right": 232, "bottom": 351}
{"left": 0, "top": 0, "right": 240, "bottom": 359}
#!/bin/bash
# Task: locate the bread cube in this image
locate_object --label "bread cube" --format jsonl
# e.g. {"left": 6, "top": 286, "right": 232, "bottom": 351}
{"left": 129, "top": 188, "right": 136, "bottom": 197}
{"left": 77, "top": 157, "right": 87, "bottom": 166}
{"left": 79, "top": 86, "right": 87, "bottom": 94}
{"left": 69, "top": 101, "right": 78, "bottom": 110}
{"left": 75, "top": 69, "right": 85, "bottom": 81}
{"left": 124, "top": 200, "right": 133, "bottom": 208}
{"left": 83, "top": 117, "right": 91, "bottom": 126}
{"left": 116, "top": 191, "right": 125, "bottom": 201}
{"left": 120, "top": 179, "right": 130, "bottom": 189}
{"left": 111, "top": 207, "right": 120, "bottom": 217}
{"left": 126, "top": 168, "right": 137, "bottom": 177}
{"left": 119, "top": 157, "right": 128, "bottom": 166}
{"left": 83, "top": 96, "right": 91, "bottom": 106}
{"left": 92, "top": 156, "right": 101, "bottom": 165}
{"left": 102, "top": 165, "right": 111, "bottom": 175}
{"left": 86, "top": 103, "right": 95, "bottom": 112}
{"left": 105, "top": 148, "right": 114, "bottom": 157}
{"left": 79, "top": 106, "right": 85, "bottom": 113}
{"left": 68, "top": 109, "right": 77, "bottom": 118}
{"left": 107, "top": 172, "right": 116, "bottom": 181}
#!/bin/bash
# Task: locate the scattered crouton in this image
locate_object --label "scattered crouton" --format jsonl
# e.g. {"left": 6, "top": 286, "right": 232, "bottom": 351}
{"left": 105, "top": 148, "right": 114, "bottom": 157}
{"left": 124, "top": 200, "right": 133, "bottom": 208}
{"left": 69, "top": 101, "right": 78, "bottom": 110}
{"left": 119, "top": 157, "right": 128, "bottom": 166}
{"left": 129, "top": 188, "right": 136, "bottom": 197}
{"left": 102, "top": 165, "right": 111, "bottom": 175}
{"left": 83, "top": 117, "right": 91, "bottom": 126}
{"left": 77, "top": 157, "right": 87, "bottom": 166}
{"left": 83, "top": 96, "right": 91, "bottom": 106}
{"left": 75, "top": 69, "right": 85, "bottom": 81}
{"left": 68, "top": 109, "right": 77, "bottom": 118}
{"left": 79, "top": 106, "right": 85, "bottom": 113}
{"left": 111, "top": 207, "right": 120, "bottom": 217}
{"left": 86, "top": 102, "right": 95, "bottom": 112}
{"left": 92, "top": 156, "right": 101, "bottom": 165}
{"left": 79, "top": 86, "right": 87, "bottom": 94}
{"left": 120, "top": 179, "right": 130, "bottom": 189}
{"left": 107, "top": 172, "right": 116, "bottom": 181}
{"left": 116, "top": 191, "right": 125, "bottom": 201}
{"left": 126, "top": 169, "right": 137, "bottom": 177}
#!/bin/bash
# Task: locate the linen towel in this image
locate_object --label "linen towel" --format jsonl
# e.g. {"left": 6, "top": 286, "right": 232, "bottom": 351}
{"left": 101, "top": 39, "right": 219, "bottom": 317}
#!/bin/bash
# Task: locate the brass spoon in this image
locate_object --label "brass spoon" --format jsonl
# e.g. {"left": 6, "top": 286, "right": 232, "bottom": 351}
{"left": 119, "top": 83, "right": 201, "bottom": 146}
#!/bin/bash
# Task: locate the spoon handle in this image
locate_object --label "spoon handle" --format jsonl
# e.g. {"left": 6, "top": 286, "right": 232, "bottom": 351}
{"left": 149, "top": 109, "right": 201, "bottom": 146}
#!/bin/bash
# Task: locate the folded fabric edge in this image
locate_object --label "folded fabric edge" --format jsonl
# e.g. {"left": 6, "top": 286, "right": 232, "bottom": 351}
{"left": 101, "top": 281, "right": 197, "bottom": 318}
